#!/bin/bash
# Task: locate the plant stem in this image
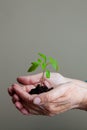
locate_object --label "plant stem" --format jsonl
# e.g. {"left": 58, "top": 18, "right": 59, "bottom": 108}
{"left": 41, "top": 69, "right": 45, "bottom": 86}
{"left": 40, "top": 62, "right": 50, "bottom": 86}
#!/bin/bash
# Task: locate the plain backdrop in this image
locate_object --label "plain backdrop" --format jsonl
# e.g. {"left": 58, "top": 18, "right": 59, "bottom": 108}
{"left": 0, "top": 0, "right": 87, "bottom": 130}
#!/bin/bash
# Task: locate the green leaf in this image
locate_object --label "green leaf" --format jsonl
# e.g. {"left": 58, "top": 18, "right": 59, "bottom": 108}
{"left": 31, "top": 62, "right": 39, "bottom": 65}
{"left": 41, "top": 62, "right": 46, "bottom": 70}
{"left": 49, "top": 57, "right": 59, "bottom": 71}
{"left": 46, "top": 70, "right": 50, "bottom": 78}
{"left": 37, "top": 58, "right": 42, "bottom": 63}
{"left": 27, "top": 62, "right": 39, "bottom": 72}
{"left": 38, "top": 53, "right": 47, "bottom": 62}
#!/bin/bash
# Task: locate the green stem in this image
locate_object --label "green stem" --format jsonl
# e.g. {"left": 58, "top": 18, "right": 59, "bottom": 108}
{"left": 40, "top": 62, "right": 50, "bottom": 86}
{"left": 41, "top": 69, "right": 45, "bottom": 86}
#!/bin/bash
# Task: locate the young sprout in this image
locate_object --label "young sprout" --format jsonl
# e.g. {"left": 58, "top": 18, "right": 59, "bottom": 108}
{"left": 27, "top": 53, "right": 59, "bottom": 86}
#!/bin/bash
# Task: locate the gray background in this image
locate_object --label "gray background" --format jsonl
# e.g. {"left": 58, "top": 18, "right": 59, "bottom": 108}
{"left": 0, "top": 0, "right": 87, "bottom": 129}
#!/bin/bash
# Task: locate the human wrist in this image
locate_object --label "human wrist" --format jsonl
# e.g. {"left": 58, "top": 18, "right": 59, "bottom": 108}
{"left": 78, "top": 83, "right": 87, "bottom": 111}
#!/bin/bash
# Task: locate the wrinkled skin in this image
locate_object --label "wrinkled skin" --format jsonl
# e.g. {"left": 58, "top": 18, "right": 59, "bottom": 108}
{"left": 8, "top": 73, "right": 87, "bottom": 116}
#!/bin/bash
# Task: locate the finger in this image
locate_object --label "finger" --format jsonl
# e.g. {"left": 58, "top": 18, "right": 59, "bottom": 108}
{"left": 22, "top": 85, "right": 36, "bottom": 93}
{"left": 12, "top": 94, "right": 20, "bottom": 103}
{"left": 15, "top": 101, "right": 23, "bottom": 110}
{"left": 20, "top": 108, "right": 30, "bottom": 115}
{"left": 8, "top": 86, "right": 15, "bottom": 96}
{"left": 15, "top": 102, "right": 30, "bottom": 115}
{"left": 13, "top": 84, "right": 36, "bottom": 102}
{"left": 17, "top": 73, "right": 42, "bottom": 85}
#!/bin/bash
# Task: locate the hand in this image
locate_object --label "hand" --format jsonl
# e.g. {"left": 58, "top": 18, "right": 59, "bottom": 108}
{"left": 8, "top": 73, "right": 68, "bottom": 115}
{"left": 8, "top": 72, "right": 68, "bottom": 97}
{"left": 8, "top": 73, "right": 87, "bottom": 116}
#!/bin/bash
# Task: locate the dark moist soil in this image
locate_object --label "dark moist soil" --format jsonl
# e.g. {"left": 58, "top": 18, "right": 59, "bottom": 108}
{"left": 29, "top": 84, "right": 53, "bottom": 95}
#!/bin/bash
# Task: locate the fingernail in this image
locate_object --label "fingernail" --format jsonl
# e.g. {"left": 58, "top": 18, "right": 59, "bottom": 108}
{"left": 33, "top": 97, "right": 41, "bottom": 105}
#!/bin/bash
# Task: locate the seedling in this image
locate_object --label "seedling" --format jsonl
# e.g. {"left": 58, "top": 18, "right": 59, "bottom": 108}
{"left": 27, "top": 53, "right": 59, "bottom": 94}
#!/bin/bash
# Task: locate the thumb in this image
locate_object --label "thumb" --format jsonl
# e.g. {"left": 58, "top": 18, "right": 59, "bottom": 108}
{"left": 33, "top": 89, "right": 58, "bottom": 105}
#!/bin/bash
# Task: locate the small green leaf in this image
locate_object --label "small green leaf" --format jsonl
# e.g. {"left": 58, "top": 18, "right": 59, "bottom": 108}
{"left": 38, "top": 53, "right": 47, "bottom": 62}
{"left": 27, "top": 62, "right": 39, "bottom": 72}
{"left": 41, "top": 62, "right": 46, "bottom": 70}
{"left": 31, "top": 62, "right": 39, "bottom": 65}
{"left": 37, "top": 58, "right": 42, "bottom": 63}
{"left": 46, "top": 70, "right": 50, "bottom": 78}
{"left": 49, "top": 57, "right": 59, "bottom": 71}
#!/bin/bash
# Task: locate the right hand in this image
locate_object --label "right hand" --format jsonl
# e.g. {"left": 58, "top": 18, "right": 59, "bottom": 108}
{"left": 8, "top": 73, "right": 70, "bottom": 115}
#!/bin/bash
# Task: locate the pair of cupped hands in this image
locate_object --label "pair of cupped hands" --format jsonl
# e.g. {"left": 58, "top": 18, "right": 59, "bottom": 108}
{"left": 8, "top": 73, "right": 87, "bottom": 116}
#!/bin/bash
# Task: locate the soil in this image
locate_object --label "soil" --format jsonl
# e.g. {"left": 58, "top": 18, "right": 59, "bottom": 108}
{"left": 29, "top": 84, "right": 53, "bottom": 95}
